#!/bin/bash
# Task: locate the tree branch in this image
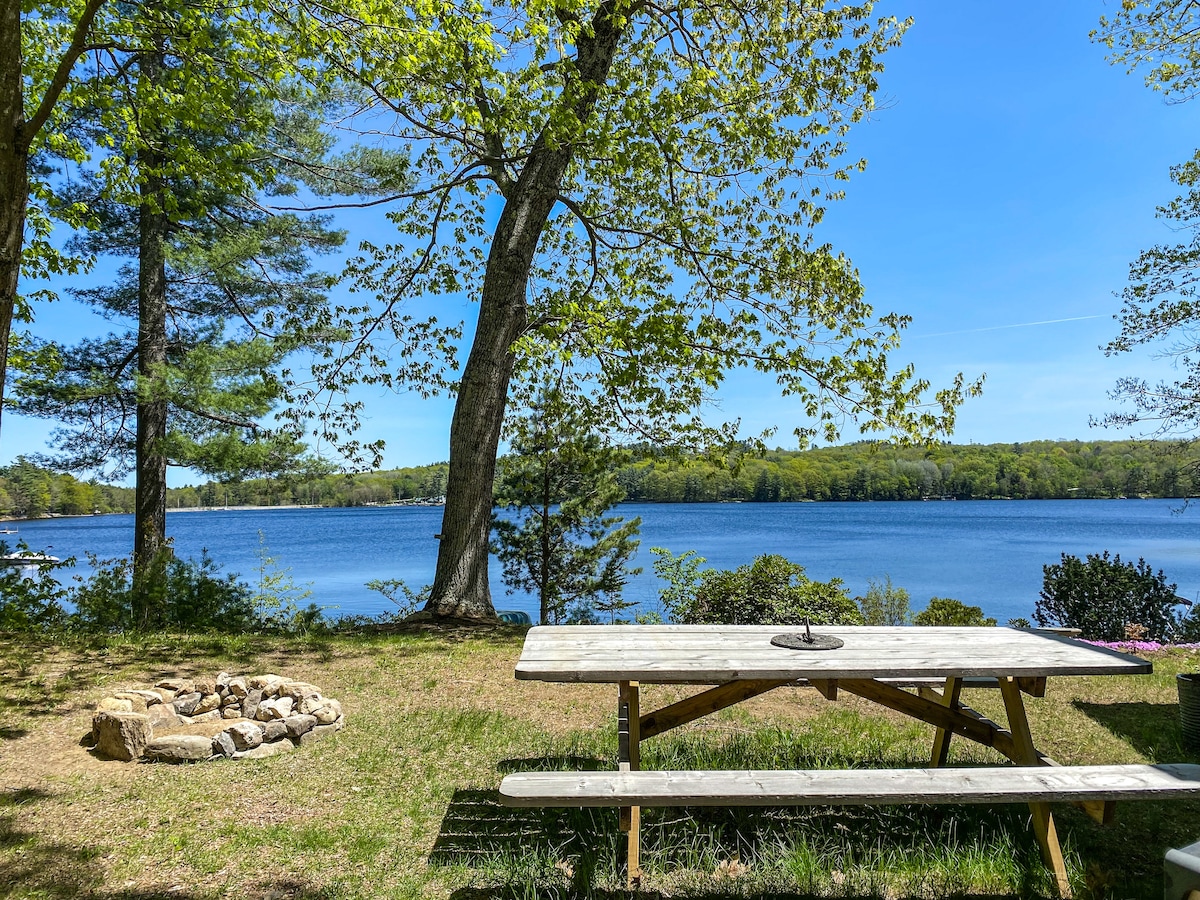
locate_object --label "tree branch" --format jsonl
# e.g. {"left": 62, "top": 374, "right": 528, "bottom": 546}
{"left": 22, "top": 0, "right": 108, "bottom": 149}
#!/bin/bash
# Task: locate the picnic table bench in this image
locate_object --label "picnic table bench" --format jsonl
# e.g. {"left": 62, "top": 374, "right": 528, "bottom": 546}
{"left": 499, "top": 624, "right": 1192, "bottom": 898}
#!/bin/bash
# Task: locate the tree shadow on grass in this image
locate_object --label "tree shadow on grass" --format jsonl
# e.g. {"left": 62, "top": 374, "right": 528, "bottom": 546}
{"left": 430, "top": 788, "right": 606, "bottom": 865}
{"left": 496, "top": 754, "right": 610, "bottom": 774}
{"left": 430, "top": 788, "right": 1057, "bottom": 898}
{"left": 1073, "top": 699, "right": 1192, "bottom": 761}
{"left": 0, "top": 811, "right": 108, "bottom": 898}
{"left": 0, "top": 787, "right": 51, "bottom": 810}
{"left": 0, "top": 655, "right": 99, "bottom": 723}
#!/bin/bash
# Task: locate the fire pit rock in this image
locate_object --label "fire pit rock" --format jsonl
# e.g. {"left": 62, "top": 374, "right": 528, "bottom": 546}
{"left": 89, "top": 672, "right": 345, "bottom": 762}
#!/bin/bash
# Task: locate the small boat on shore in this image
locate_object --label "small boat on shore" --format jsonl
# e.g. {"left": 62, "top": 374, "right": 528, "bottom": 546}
{"left": 0, "top": 553, "right": 60, "bottom": 578}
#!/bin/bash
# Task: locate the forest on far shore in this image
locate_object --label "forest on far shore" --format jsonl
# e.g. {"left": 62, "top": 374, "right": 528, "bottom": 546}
{"left": 1, "top": 439, "right": 1196, "bottom": 519}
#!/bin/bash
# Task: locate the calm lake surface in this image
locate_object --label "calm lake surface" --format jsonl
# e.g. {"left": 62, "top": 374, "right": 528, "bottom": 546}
{"left": 8, "top": 500, "right": 1200, "bottom": 624}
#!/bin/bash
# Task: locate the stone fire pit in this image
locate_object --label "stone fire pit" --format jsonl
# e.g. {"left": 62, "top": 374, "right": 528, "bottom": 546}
{"left": 89, "top": 672, "right": 345, "bottom": 762}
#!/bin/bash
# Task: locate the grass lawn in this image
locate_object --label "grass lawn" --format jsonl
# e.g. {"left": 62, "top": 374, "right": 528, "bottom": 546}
{"left": 1, "top": 627, "right": 1197, "bottom": 899}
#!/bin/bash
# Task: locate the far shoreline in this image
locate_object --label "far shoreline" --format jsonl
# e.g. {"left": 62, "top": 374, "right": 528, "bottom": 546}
{"left": 3, "top": 494, "right": 1195, "bottom": 525}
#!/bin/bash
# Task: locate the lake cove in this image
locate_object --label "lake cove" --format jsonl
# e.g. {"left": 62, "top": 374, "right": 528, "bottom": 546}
{"left": 10, "top": 499, "right": 1200, "bottom": 624}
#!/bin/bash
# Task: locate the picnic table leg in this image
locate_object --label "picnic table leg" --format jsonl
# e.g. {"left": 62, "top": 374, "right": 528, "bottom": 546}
{"left": 998, "top": 676, "right": 1072, "bottom": 898}
{"left": 925, "top": 676, "right": 963, "bottom": 767}
{"left": 618, "top": 680, "right": 642, "bottom": 887}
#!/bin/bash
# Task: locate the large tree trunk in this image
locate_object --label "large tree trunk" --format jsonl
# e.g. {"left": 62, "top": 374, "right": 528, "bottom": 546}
{"left": 131, "top": 48, "right": 170, "bottom": 627}
{"left": 0, "top": 0, "right": 26, "bottom": 440}
{"left": 0, "top": 0, "right": 105, "bottom": 440}
{"left": 424, "top": 3, "right": 627, "bottom": 621}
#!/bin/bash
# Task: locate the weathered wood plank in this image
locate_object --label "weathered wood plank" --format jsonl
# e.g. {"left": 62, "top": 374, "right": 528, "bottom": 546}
{"left": 810, "top": 679, "right": 838, "bottom": 701}
{"left": 514, "top": 625, "right": 1150, "bottom": 684}
{"left": 617, "top": 681, "right": 641, "bottom": 887}
{"left": 930, "top": 677, "right": 963, "bottom": 767}
{"left": 998, "top": 677, "right": 1071, "bottom": 897}
{"left": 498, "top": 763, "right": 1200, "bottom": 808}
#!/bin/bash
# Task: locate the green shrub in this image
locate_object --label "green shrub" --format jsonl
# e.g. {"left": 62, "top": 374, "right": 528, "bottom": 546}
{"left": 1176, "top": 606, "right": 1200, "bottom": 643}
{"left": 913, "top": 597, "right": 997, "bottom": 627}
{"left": 1035, "top": 551, "right": 1182, "bottom": 641}
{"left": 251, "top": 532, "right": 323, "bottom": 633}
{"left": 0, "top": 541, "right": 327, "bottom": 635}
{"left": 69, "top": 556, "right": 135, "bottom": 631}
{"left": 656, "top": 551, "right": 863, "bottom": 626}
{"left": 651, "top": 548, "right": 706, "bottom": 621}
{"left": 72, "top": 551, "right": 258, "bottom": 632}
{"left": 0, "top": 543, "right": 72, "bottom": 632}
{"left": 365, "top": 578, "right": 427, "bottom": 619}
{"left": 857, "top": 576, "right": 911, "bottom": 625}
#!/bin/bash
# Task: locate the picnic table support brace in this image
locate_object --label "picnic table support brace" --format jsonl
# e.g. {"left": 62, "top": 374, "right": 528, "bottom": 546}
{"left": 999, "top": 676, "right": 1072, "bottom": 898}
{"left": 618, "top": 681, "right": 641, "bottom": 888}
{"left": 926, "top": 676, "right": 963, "bottom": 767}
{"left": 638, "top": 680, "right": 793, "bottom": 740}
{"left": 838, "top": 679, "right": 1016, "bottom": 754}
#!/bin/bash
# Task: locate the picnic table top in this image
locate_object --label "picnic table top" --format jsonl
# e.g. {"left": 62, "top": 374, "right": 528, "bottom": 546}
{"left": 514, "top": 624, "right": 1152, "bottom": 684}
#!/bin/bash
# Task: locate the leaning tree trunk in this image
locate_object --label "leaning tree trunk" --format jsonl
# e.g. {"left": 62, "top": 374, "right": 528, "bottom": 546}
{"left": 131, "top": 48, "right": 170, "bottom": 627}
{"left": 424, "top": 3, "right": 627, "bottom": 621}
{"left": 0, "top": 0, "right": 26, "bottom": 441}
{"left": 0, "top": 0, "right": 105, "bottom": 441}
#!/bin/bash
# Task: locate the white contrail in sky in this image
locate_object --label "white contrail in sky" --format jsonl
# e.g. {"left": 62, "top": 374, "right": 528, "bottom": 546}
{"left": 912, "top": 314, "right": 1108, "bottom": 339}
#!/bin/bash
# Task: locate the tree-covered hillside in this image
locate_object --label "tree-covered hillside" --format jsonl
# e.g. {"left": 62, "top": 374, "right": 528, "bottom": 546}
{"left": 616, "top": 440, "right": 1198, "bottom": 503}
{"left": 3, "top": 440, "right": 1192, "bottom": 518}
{"left": 0, "top": 458, "right": 134, "bottom": 518}
{"left": 161, "top": 440, "right": 1199, "bottom": 509}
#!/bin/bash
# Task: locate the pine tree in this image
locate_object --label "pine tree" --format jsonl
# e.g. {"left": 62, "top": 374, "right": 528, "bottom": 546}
{"left": 13, "top": 6, "right": 342, "bottom": 623}
{"left": 492, "top": 387, "right": 641, "bottom": 625}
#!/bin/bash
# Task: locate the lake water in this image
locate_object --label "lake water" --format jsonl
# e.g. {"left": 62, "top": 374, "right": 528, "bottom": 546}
{"left": 7, "top": 500, "right": 1200, "bottom": 625}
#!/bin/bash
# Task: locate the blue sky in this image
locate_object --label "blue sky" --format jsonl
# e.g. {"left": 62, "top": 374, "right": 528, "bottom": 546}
{"left": 8, "top": 0, "right": 1200, "bottom": 478}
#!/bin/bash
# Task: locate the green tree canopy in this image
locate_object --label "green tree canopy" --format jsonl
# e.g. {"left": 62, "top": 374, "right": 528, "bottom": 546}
{"left": 2, "top": 0, "right": 110, "bottom": 436}
{"left": 1094, "top": 2, "right": 1200, "bottom": 437}
{"left": 289, "top": 0, "right": 978, "bottom": 621}
{"left": 12, "top": 0, "right": 347, "bottom": 621}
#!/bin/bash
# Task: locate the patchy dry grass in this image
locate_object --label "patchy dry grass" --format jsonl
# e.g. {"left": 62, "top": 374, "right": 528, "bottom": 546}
{"left": 0, "top": 630, "right": 1197, "bottom": 900}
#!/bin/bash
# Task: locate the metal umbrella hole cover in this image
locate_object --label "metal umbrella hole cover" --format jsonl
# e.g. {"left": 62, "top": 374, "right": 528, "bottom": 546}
{"left": 771, "top": 618, "right": 844, "bottom": 651}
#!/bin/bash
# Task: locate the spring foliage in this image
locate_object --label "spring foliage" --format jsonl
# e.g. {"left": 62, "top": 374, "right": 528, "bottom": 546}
{"left": 1094, "top": 2, "right": 1200, "bottom": 437}
{"left": 653, "top": 550, "right": 863, "bottom": 626}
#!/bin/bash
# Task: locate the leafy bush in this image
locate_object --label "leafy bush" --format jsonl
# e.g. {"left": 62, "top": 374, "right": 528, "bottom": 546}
{"left": 251, "top": 532, "right": 323, "bottom": 633}
{"left": 69, "top": 556, "right": 135, "bottom": 631}
{"left": 857, "top": 576, "right": 910, "bottom": 625}
{"left": 0, "top": 540, "right": 326, "bottom": 636}
{"left": 655, "top": 551, "right": 863, "bottom": 626}
{"left": 365, "top": 578, "right": 428, "bottom": 619}
{"left": 0, "top": 544, "right": 72, "bottom": 632}
{"left": 73, "top": 551, "right": 258, "bottom": 632}
{"left": 913, "top": 597, "right": 997, "bottom": 627}
{"left": 651, "top": 548, "right": 707, "bottom": 620}
{"left": 1035, "top": 551, "right": 1182, "bottom": 641}
{"left": 1176, "top": 606, "right": 1200, "bottom": 643}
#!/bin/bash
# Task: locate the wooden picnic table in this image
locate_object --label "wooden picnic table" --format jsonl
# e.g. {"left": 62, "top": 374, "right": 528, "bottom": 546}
{"left": 509, "top": 624, "right": 1156, "bottom": 897}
